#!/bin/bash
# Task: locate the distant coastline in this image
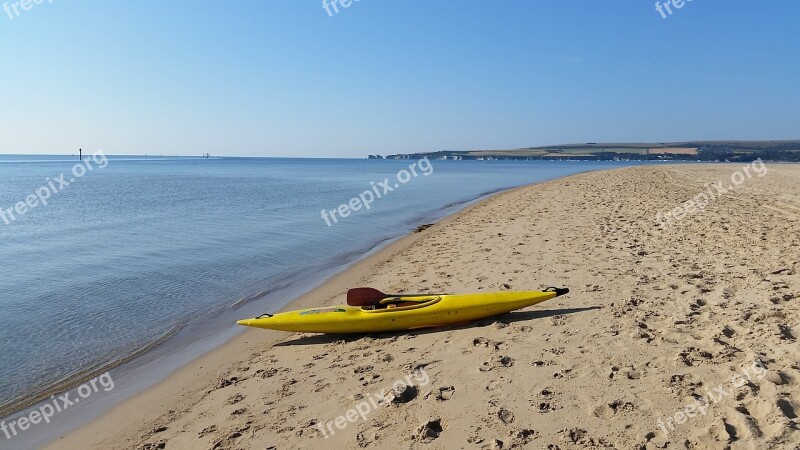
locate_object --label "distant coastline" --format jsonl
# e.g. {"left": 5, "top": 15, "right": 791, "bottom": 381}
{"left": 367, "top": 140, "right": 800, "bottom": 162}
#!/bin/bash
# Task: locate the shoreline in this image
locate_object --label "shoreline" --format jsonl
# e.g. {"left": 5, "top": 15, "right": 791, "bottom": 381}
{"left": 13, "top": 178, "right": 542, "bottom": 449}
{"left": 41, "top": 176, "right": 529, "bottom": 449}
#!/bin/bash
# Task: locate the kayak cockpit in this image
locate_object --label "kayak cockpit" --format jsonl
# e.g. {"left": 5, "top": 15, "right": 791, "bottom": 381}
{"left": 361, "top": 296, "right": 441, "bottom": 312}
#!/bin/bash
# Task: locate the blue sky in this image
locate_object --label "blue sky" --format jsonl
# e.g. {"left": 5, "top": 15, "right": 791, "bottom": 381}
{"left": 1, "top": 1, "right": 798, "bottom": 157}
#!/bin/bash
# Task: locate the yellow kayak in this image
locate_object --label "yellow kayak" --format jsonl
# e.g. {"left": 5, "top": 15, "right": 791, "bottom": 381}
{"left": 236, "top": 287, "right": 568, "bottom": 334}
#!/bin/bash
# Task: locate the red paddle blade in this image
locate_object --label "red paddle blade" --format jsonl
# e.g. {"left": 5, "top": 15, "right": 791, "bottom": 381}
{"left": 347, "top": 287, "right": 388, "bottom": 306}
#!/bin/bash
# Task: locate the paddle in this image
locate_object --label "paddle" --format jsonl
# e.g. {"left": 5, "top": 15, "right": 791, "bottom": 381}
{"left": 346, "top": 287, "right": 441, "bottom": 307}
{"left": 347, "top": 287, "right": 390, "bottom": 306}
{"left": 348, "top": 286, "right": 570, "bottom": 307}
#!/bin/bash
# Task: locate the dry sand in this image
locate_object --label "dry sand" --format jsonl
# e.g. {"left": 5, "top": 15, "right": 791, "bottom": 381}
{"left": 48, "top": 164, "right": 800, "bottom": 450}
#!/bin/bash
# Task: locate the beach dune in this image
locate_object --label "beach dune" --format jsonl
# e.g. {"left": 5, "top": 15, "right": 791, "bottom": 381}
{"left": 50, "top": 164, "right": 800, "bottom": 449}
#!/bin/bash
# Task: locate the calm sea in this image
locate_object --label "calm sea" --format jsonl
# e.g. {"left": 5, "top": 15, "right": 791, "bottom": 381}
{"left": 0, "top": 156, "right": 646, "bottom": 419}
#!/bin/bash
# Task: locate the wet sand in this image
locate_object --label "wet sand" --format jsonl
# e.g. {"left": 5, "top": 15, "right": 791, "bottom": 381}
{"left": 49, "top": 164, "right": 800, "bottom": 449}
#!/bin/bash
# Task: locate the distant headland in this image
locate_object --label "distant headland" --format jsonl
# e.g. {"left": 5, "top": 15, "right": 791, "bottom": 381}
{"left": 367, "top": 140, "right": 800, "bottom": 162}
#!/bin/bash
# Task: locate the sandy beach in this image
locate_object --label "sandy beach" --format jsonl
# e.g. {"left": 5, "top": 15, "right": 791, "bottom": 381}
{"left": 48, "top": 164, "right": 800, "bottom": 450}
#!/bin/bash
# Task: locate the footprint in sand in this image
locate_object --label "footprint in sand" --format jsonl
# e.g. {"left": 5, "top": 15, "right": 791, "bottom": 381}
{"left": 413, "top": 419, "right": 443, "bottom": 443}
{"left": 532, "top": 389, "right": 558, "bottom": 414}
{"left": 677, "top": 347, "right": 714, "bottom": 367}
{"left": 531, "top": 360, "right": 555, "bottom": 367}
{"left": 473, "top": 336, "right": 504, "bottom": 351}
{"left": 435, "top": 386, "right": 456, "bottom": 401}
{"left": 227, "top": 393, "right": 245, "bottom": 405}
{"left": 480, "top": 355, "right": 515, "bottom": 372}
{"left": 496, "top": 408, "right": 515, "bottom": 424}
{"left": 732, "top": 405, "right": 763, "bottom": 439}
{"left": 197, "top": 425, "right": 216, "bottom": 438}
{"left": 551, "top": 368, "right": 573, "bottom": 380}
{"left": 776, "top": 397, "right": 797, "bottom": 420}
